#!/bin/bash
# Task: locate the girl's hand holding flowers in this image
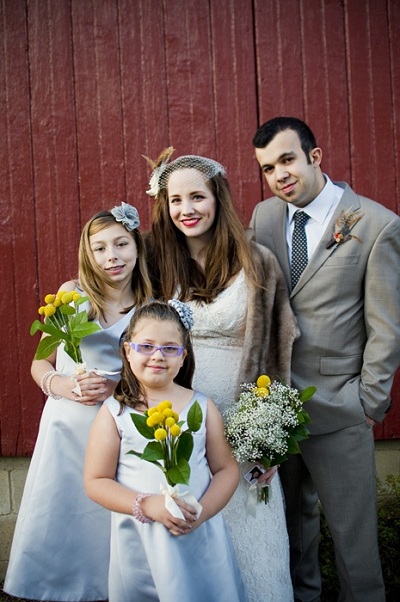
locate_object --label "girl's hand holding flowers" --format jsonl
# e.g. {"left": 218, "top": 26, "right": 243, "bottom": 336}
{"left": 44, "top": 370, "right": 111, "bottom": 406}
{"left": 141, "top": 494, "right": 197, "bottom": 536}
{"left": 70, "top": 372, "right": 112, "bottom": 406}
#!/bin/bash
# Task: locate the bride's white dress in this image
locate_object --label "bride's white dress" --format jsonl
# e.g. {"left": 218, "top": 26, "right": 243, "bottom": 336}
{"left": 187, "top": 271, "right": 294, "bottom": 602}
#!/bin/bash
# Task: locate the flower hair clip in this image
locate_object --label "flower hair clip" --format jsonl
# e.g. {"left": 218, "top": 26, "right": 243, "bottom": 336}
{"left": 326, "top": 207, "right": 364, "bottom": 249}
{"left": 168, "top": 299, "right": 194, "bottom": 331}
{"left": 111, "top": 202, "right": 140, "bottom": 231}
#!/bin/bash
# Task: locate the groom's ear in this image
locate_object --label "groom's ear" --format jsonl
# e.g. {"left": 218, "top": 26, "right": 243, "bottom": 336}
{"left": 309, "top": 147, "right": 322, "bottom": 167}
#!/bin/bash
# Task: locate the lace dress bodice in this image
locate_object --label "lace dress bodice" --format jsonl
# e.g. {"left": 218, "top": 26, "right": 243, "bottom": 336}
{"left": 187, "top": 270, "right": 247, "bottom": 415}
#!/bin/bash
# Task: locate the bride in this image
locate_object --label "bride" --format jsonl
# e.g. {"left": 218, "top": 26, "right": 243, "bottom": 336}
{"left": 144, "top": 148, "right": 298, "bottom": 601}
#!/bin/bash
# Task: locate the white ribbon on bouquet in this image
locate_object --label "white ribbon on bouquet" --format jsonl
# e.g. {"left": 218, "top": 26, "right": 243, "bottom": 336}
{"left": 71, "top": 363, "right": 120, "bottom": 396}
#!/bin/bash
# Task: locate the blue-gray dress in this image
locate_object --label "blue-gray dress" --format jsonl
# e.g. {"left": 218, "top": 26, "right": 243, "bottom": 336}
{"left": 4, "top": 308, "right": 134, "bottom": 601}
{"left": 105, "top": 392, "right": 247, "bottom": 602}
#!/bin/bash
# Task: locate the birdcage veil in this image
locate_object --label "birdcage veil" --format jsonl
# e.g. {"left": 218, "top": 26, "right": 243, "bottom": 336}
{"left": 146, "top": 149, "right": 227, "bottom": 197}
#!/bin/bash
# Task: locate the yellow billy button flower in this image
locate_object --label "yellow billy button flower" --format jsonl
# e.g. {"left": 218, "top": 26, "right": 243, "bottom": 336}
{"left": 61, "top": 292, "right": 74, "bottom": 304}
{"left": 157, "top": 400, "right": 173, "bottom": 412}
{"left": 38, "top": 306, "right": 46, "bottom": 315}
{"left": 154, "top": 428, "right": 167, "bottom": 441}
{"left": 44, "top": 304, "right": 56, "bottom": 317}
{"left": 44, "top": 294, "right": 56, "bottom": 304}
{"left": 163, "top": 408, "right": 174, "bottom": 418}
{"left": 56, "top": 290, "right": 67, "bottom": 300}
{"left": 165, "top": 417, "right": 176, "bottom": 428}
{"left": 72, "top": 293, "right": 82, "bottom": 302}
{"left": 256, "top": 387, "right": 269, "bottom": 397}
{"left": 147, "top": 407, "right": 158, "bottom": 416}
{"left": 172, "top": 411, "right": 179, "bottom": 422}
{"left": 53, "top": 298, "right": 62, "bottom": 307}
{"left": 150, "top": 411, "right": 163, "bottom": 425}
{"left": 169, "top": 424, "right": 181, "bottom": 437}
{"left": 257, "top": 375, "right": 271, "bottom": 388}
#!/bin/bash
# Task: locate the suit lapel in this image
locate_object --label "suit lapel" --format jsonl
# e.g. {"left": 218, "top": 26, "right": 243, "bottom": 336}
{"left": 271, "top": 202, "right": 291, "bottom": 289}
{"left": 290, "top": 183, "right": 361, "bottom": 297}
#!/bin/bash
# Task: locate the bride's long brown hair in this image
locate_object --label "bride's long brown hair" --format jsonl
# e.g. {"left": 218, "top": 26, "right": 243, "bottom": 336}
{"left": 145, "top": 149, "right": 257, "bottom": 303}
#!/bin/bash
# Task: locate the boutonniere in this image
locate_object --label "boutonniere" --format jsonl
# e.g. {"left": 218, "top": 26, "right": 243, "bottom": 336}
{"left": 326, "top": 207, "right": 364, "bottom": 249}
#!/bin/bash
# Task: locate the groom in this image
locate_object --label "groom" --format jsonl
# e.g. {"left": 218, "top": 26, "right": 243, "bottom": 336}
{"left": 249, "top": 116, "right": 400, "bottom": 601}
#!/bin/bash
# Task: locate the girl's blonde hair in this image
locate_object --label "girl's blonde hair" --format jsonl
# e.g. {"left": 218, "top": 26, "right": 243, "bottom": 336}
{"left": 79, "top": 211, "right": 152, "bottom": 321}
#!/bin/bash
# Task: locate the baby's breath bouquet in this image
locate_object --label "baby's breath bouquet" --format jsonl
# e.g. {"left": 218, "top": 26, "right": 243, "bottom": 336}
{"left": 225, "top": 375, "right": 315, "bottom": 503}
{"left": 30, "top": 291, "right": 101, "bottom": 364}
{"left": 129, "top": 399, "right": 204, "bottom": 519}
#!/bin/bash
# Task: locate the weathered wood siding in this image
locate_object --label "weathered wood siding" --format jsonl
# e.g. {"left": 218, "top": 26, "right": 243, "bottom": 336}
{"left": 1, "top": 0, "right": 399, "bottom": 454}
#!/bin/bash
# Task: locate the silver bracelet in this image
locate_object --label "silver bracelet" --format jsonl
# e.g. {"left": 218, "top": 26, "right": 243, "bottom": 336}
{"left": 132, "top": 493, "right": 154, "bottom": 524}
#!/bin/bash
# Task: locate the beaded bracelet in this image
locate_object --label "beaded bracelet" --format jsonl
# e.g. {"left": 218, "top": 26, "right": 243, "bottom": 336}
{"left": 132, "top": 493, "right": 154, "bottom": 524}
{"left": 40, "top": 370, "right": 62, "bottom": 400}
{"left": 46, "top": 371, "right": 62, "bottom": 400}
{"left": 40, "top": 370, "right": 55, "bottom": 396}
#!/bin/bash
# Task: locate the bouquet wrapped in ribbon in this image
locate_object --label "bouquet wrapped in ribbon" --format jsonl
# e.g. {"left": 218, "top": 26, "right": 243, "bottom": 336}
{"left": 224, "top": 375, "right": 315, "bottom": 504}
{"left": 129, "top": 399, "right": 203, "bottom": 518}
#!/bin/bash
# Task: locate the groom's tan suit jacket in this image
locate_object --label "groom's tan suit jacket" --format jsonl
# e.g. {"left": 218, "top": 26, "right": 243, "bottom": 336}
{"left": 250, "top": 182, "right": 400, "bottom": 435}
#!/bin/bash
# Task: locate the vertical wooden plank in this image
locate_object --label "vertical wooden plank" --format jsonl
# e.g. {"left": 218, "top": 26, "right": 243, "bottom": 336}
{"left": 28, "top": 0, "right": 80, "bottom": 290}
{"left": 0, "top": 0, "right": 42, "bottom": 455}
{"left": 377, "top": 0, "right": 400, "bottom": 438}
{"left": 254, "top": 0, "right": 304, "bottom": 120}
{"left": 162, "top": 0, "right": 215, "bottom": 156}
{"left": 253, "top": 0, "right": 305, "bottom": 201}
{"left": 210, "top": 0, "right": 260, "bottom": 223}
{"left": 25, "top": 0, "right": 83, "bottom": 452}
{"left": 71, "top": 0, "right": 125, "bottom": 222}
{"left": 345, "top": 0, "right": 396, "bottom": 205}
{"left": 300, "top": 0, "right": 351, "bottom": 181}
{"left": 118, "top": 0, "right": 169, "bottom": 228}
{"left": 388, "top": 0, "right": 400, "bottom": 216}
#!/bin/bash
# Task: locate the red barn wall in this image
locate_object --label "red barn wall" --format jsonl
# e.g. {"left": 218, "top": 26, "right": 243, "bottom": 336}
{"left": 1, "top": 0, "right": 399, "bottom": 455}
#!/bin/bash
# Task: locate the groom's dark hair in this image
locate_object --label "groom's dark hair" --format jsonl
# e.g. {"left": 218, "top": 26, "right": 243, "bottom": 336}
{"left": 253, "top": 116, "right": 317, "bottom": 163}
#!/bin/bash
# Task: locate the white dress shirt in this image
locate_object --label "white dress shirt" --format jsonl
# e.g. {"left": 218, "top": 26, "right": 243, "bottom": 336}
{"left": 286, "top": 175, "right": 344, "bottom": 266}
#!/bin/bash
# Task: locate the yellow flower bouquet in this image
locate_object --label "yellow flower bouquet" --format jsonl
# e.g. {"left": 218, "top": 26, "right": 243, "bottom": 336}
{"left": 224, "top": 375, "right": 315, "bottom": 504}
{"left": 30, "top": 291, "right": 101, "bottom": 364}
{"left": 129, "top": 399, "right": 203, "bottom": 518}
{"left": 129, "top": 399, "right": 203, "bottom": 486}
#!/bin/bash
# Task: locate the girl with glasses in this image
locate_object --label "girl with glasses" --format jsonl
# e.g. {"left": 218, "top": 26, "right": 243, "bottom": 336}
{"left": 84, "top": 300, "right": 246, "bottom": 602}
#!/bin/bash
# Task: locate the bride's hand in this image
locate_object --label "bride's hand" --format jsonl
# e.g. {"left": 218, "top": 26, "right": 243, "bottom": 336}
{"left": 257, "top": 465, "right": 278, "bottom": 486}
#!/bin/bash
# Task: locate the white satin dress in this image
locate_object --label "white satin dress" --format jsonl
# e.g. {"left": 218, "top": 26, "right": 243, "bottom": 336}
{"left": 4, "top": 308, "right": 134, "bottom": 602}
{"left": 187, "top": 271, "right": 294, "bottom": 602}
{"left": 105, "top": 392, "right": 247, "bottom": 602}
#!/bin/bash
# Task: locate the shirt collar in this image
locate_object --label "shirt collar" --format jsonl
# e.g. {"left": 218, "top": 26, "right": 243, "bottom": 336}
{"left": 287, "top": 175, "right": 341, "bottom": 225}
